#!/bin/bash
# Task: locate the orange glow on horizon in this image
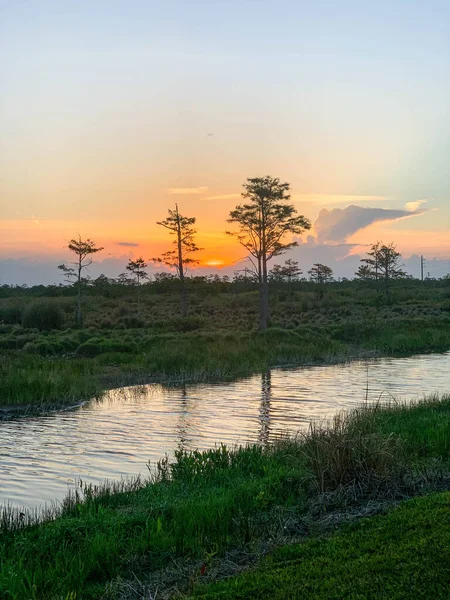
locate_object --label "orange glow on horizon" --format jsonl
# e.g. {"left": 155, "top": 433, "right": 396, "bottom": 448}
{"left": 203, "top": 259, "right": 226, "bottom": 267}
{"left": 1, "top": 195, "right": 449, "bottom": 266}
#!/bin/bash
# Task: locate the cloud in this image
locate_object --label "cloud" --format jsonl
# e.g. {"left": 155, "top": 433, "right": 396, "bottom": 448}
{"left": 314, "top": 204, "right": 427, "bottom": 244}
{"left": 205, "top": 193, "right": 241, "bottom": 201}
{"left": 293, "top": 194, "right": 390, "bottom": 205}
{"left": 166, "top": 186, "right": 208, "bottom": 195}
{"left": 116, "top": 241, "right": 140, "bottom": 247}
{"left": 404, "top": 199, "right": 428, "bottom": 212}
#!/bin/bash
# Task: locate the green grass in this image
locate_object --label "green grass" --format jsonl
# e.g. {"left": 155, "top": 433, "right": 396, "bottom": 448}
{"left": 191, "top": 491, "right": 450, "bottom": 599}
{"left": 0, "top": 354, "right": 102, "bottom": 409}
{"left": 1, "top": 394, "right": 450, "bottom": 599}
{"left": 0, "top": 328, "right": 345, "bottom": 408}
{"left": 1, "top": 280, "right": 450, "bottom": 408}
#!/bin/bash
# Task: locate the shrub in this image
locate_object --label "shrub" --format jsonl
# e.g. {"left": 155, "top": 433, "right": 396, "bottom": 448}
{"left": 23, "top": 340, "right": 63, "bottom": 356}
{"left": 153, "top": 316, "right": 204, "bottom": 333}
{"left": 0, "top": 304, "right": 23, "bottom": 325}
{"left": 22, "top": 301, "right": 64, "bottom": 331}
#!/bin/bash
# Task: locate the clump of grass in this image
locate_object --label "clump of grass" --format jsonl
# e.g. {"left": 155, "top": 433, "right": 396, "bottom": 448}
{"left": 22, "top": 299, "right": 64, "bottom": 331}
{"left": 300, "top": 411, "right": 407, "bottom": 496}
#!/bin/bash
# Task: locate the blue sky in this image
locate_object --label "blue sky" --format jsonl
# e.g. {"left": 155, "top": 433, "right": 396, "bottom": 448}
{"left": 0, "top": 0, "right": 449, "bottom": 281}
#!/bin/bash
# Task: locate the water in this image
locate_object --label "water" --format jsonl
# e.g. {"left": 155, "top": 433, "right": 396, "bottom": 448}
{"left": 1, "top": 352, "right": 450, "bottom": 509}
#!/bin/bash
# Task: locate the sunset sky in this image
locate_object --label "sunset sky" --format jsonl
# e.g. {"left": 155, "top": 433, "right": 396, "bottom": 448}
{"left": 1, "top": 0, "right": 449, "bottom": 283}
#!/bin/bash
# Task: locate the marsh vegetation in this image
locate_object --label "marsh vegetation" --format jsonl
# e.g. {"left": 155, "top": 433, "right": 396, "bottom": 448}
{"left": 1, "top": 276, "right": 449, "bottom": 409}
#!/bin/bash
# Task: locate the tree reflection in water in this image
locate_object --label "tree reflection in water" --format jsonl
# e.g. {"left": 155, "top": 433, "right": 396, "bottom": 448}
{"left": 176, "top": 383, "right": 192, "bottom": 452}
{"left": 258, "top": 371, "right": 272, "bottom": 446}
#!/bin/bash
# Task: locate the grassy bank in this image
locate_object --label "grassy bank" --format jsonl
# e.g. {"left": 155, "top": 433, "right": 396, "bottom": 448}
{"left": 1, "top": 280, "right": 450, "bottom": 408}
{"left": 192, "top": 492, "right": 450, "bottom": 599}
{"left": 1, "top": 394, "right": 450, "bottom": 599}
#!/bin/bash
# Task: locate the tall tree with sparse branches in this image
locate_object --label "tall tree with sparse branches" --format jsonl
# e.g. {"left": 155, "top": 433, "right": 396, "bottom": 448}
{"left": 58, "top": 235, "right": 103, "bottom": 326}
{"left": 153, "top": 204, "right": 201, "bottom": 316}
{"left": 227, "top": 176, "right": 311, "bottom": 330}
{"left": 126, "top": 257, "right": 149, "bottom": 312}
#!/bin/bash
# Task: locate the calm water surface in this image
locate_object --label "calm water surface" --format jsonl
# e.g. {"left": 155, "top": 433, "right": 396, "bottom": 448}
{"left": 1, "top": 352, "right": 449, "bottom": 508}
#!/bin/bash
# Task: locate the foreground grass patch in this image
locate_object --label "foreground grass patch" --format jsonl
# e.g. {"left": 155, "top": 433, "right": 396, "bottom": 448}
{"left": 192, "top": 492, "right": 450, "bottom": 599}
{"left": 1, "top": 395, "right": 450, "bottom": 599}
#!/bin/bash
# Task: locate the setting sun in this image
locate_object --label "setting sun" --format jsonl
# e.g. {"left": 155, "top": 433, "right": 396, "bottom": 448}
{"left": 203, "top": 259, "right": 226, "bottom": 267}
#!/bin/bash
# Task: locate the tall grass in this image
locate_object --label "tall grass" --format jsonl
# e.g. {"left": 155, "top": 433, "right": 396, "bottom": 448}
{"left": 300, "top": 412, "right": 407, "bottom": 495}
{"left": 0, "top": 354, "right": 102, "bottom": 408}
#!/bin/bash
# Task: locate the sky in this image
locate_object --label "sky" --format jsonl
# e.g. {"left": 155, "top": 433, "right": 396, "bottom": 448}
{"left": 0, "top": 0, "right": 449, "bottom": 284}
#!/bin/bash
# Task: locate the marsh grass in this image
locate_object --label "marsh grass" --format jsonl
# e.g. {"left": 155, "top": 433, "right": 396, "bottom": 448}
{"left": 300, "top": 412, "right": 407, "bottom": 495}
{"left": 1, "top": 280, "right": 450, "bottom": 408}
{"left": 2, "top": 394, "right": 450, "bottom": 599}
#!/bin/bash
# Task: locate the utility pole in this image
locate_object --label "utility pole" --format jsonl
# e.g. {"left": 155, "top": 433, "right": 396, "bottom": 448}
{"left": 420, "top": 255, "right": 425, "bottom": 281}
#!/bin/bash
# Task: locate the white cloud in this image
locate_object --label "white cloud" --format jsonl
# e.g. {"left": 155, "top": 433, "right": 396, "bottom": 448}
{"left": 205, "top": 193, "right": 241, "bottom": 201}
{"left": 166, "top": 186, "right": 208, "bottom": 195}
{"left": 314, "top": 204, "right": 427, "bottom": 244}
{"left": 292, "top": 194, "right": 391, "bottom": 205}
{"left": 404, "top": 199, "right": 428, "bottom": 212}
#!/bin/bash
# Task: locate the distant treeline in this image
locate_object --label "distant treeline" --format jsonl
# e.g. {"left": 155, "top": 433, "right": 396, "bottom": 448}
{"left": 1, "top": 271, "right": 449, "bottom": 300}
{"left": 3, "top": 176, "right": 449, "bottom": 327}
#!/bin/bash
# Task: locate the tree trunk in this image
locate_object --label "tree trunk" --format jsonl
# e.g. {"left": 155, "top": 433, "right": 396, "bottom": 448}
{"left": 385, "top": 269, "right": 390, "bottom": 296}
{"left": 137, "top": 275, "right": 141, "bottom": 315}
{"left": 76, "top": 260, "right": 82, "bottom": 327}
{"left": 258, "top": 282, "right": 266, "bottom": 330}
{"left": 261, "top": 256, "right": 270, "bottom": 330}
{"left": 176, "top": 204, "right": 188, "bottom": 317}
{"left": 257, "top": 256, "right": 266, "bottom": 330}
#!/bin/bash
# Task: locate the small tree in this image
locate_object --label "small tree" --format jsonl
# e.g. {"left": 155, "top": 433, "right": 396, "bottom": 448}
{"left": 117, "top": 272, "right": 135, "bottom": 286}
{"left": 58, "top": 236, "right": 103, "bottom": 326}
{"left": 126, "top": 257, "right": 149, "bottom": 312}
{"left": 91, "top": 274, "right": 114, "bottom": 298}
{"left": 269, "top": 258, "right": 302, "bottom": 290}
{"left": 227, "top": 176, "right": 310, "bottom": 330}
{"left": 377, "top": 243, "right": 406, "bottom": 293}
{"left": 361, "top": 242, "right": 382, "bottom": 281}
{"left": 308, "top": 263, "right": 333, "bottom": 285}
{"left": 233, "top": 266, "right": 259, "bottom": 284}
{"left": 360, "top": 242, "right": 406, "bottom": 293}
{"left": 268, "top": 264, "right": 285, "bottom": 283}
{"left": 153, "top": 272, "right": 176, "bottom": 283}
{"left": 354, "top": 264, "right": 374, "bottom": 282}
{"left": 153, "top": 204, "right": 201, "bottom": 316}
